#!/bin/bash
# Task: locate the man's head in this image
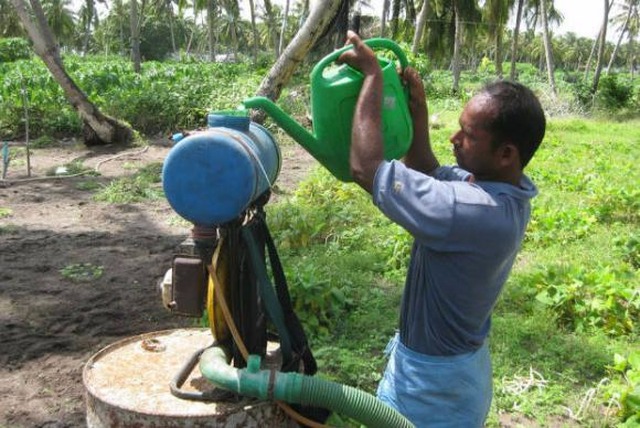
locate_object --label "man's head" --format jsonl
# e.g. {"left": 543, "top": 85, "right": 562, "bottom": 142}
{"left": 481, "top": 81, "right": 546, "bottom": 168}
{"left": 450, "top": 81, "right": 546, "bottom": 182}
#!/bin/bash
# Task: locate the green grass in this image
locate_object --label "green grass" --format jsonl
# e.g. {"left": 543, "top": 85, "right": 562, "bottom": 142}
{"left": 45, "top": 159, "right": 98, "bottom": 177}
{"left": 266, "top": 115, "right": 640, "bottom": 426}
{"left": 93, "top": 162, "right": 164, "bottom": 203}
{"left": 59, "top": 262, "right": 104, "bottom": 282}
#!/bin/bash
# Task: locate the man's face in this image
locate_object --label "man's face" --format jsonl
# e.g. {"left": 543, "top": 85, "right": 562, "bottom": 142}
{"left": 449, "top": 94, "right": 502, "bottom": 179}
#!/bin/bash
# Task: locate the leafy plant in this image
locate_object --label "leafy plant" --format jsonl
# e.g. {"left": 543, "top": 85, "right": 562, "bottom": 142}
{"left": 589, "top": 187, "right": 640, "bottom": 224}
{"left": 94, "top": 162, "right": 163, "bottom": 203}
{"left": 607, "top": 351, "right": 640, "bottom": 424}
{"left": 46, "top": 160, "right": 97, "bottom": 177}
{"left": 596, "top": 74, "right": 633, "bottom": 110}
{"left": 0, "top": 38, "right": 31, "bottom": 62}
{"left": 30, "top": 135, "right": 57, "bottom": 148}
{"left": 75, "top": 180, "right": 101, "bottom": 191}
{"left": 615, "top": 234, "right": 640, "bottom": 269}
{"left": 60, "top": 263, "right": 104, "bottom": 282}
{"left": 530, "top": 264, "right": 638, "bottom": 335}
{"left": 0, "top": 207, "right": 12, "bottom": 218}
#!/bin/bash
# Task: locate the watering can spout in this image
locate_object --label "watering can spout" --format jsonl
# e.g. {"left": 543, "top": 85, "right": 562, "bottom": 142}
{"left": 242, "top": 96, "right": 326, "bottom": 162}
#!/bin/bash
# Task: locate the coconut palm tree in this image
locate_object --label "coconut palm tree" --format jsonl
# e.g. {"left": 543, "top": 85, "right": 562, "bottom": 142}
{"left": 607, "top": 0, "right": 640, "bottom": 73}
{"left": 278, "top": 0, "right": 289, "bottom": 54}
{"left": 248, "top": 0, "right": 258, "bottom": 62}
{"left": 253, "top": 0, "right": 343, "bottom": 108}
{"left": 130, "top": 0, "right": 140, "bottom": 72}
{"left": 147, "top": 0, "right": 178, "bottom": 55}
{"left": 220, "top": 0, "right": 240, "bottom": 60}
{"left": 10, "top": 0, "right": 132, "bottom": 145}
{"left": 592, "top": 0, "right": 613, "bottom": 92}
{"left": 509, "top": 0, "right": 524, "bottom": 79}
{"left": 381, "top": 0, "right": 389, "bottom": 36}
{"left": 77, "top": 0, "right": 97, "bottom": 54}
{"left": 484, "top": 0, "right": 514, "bottom": 78}
{"left": 41, "top": 0, "right": 76, "bottom": 47}
{"left": 523, "top": 0, "right": 562, "bottom": 94}
{"left": 262, "top": 0, "right": 280, "bottom": 57}
{"left": 539, "top": 0, "right": 557, "bottom": 95}
{"left": 451, "top": 0, "right": 480, "bottom": 93}
{"left": 412, "top": 0, "right": 431, "bottom": 54}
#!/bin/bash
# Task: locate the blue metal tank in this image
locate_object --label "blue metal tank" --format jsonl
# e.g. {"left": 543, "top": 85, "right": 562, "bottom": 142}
{"left": 162, "top": 113, "right": 281, "bottom": 226}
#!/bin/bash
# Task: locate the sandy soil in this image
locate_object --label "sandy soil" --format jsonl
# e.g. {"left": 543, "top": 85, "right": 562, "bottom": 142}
{"left": 0, "top": 139, "right": 316, "bottom": 428}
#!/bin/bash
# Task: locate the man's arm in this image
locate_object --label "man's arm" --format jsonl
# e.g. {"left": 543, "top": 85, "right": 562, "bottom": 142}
{"left": 401, "top": 67, "right": 439, "bottom": 175}
{"left": 338, "top": 31, "right": 384, "bottom": 194}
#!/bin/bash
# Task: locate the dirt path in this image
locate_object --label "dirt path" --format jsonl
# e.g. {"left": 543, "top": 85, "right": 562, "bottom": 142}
{"left": 0, "top": 140, "right": 316, "bottom": 427}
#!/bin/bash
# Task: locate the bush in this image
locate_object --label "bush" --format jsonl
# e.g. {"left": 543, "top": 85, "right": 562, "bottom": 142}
{"left": 596, "top": 74, "right": 633, "bottom": 109}
{"left": 571, "top": 79, "right": 595, "bottom": 109}
{"left": 607, "top": 352, "right": 640, "bottom": 424}
{"left": 0, "top": 38, "right": 31, "bottom": 62}
{"left": 529, "top": 264, "right": 639, "bottom": 336}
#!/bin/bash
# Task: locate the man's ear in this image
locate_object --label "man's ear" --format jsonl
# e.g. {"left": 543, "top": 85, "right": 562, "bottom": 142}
{"left": 498, "top": 143, "right": 520, "bottom": 168}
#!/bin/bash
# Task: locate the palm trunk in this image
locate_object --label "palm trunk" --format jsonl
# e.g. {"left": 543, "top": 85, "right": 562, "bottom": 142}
{"left": 606, "top": 1, "right": 630, "bottom": 73}
{"left": 278, "top": 0, "right": 290, "bottom": 55}
{"left": 82, "top": 0, "right": 94, "bottom": 55}
{"left": 381, "top": 0, "right": 389, "bottom": 37}
{"left": 11, "top": 0, "right": 132, "bottom": 145}
{"left": 412, "top": 0, "right": 430, "bottom": 54}
{"left": 495, "top": 26, "right": 503, "bottom": 78}
{"left": 207, "top": 0, "right": 216, "bottom": 61}
{"left": 584, "top": 27, "right": 600, "bottom": 80}
{"left": 592, "top": 0, "right": 612, "bottom": 93}
{"left": 130, "top": 0, "right": 141, "bottom": 73}
{"left": 248, "top": 0, "right": 258, "bottom": 63}
{"left": 167, "top": 0, "right": 176, "bottom": 54}
{"left": 630, "top": 35, "right": 636, "bottom": 77}
{"left": 391, "top": 0, "right": 400, "bottom": 38}
{"left": 540, "top": 0, "right": 557, "bottom": 96}
{"left": 252, "top": 0, "right": 343, "bottom": 121}
{"left": 509, "top": 0, "right": 524, "bottom": 80}
{"left": 263, "top": 0, "right": 280, "bottom": 58}
{"left": 452, "top": 0, "right": 463, "bottom": 94}
{"left": 230, "top": 12, "right": 239, "bottom": 61}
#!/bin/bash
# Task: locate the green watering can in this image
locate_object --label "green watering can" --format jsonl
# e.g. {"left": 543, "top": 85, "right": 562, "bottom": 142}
{"left": 243, "top": 38, "right": 413, "bottom": 182}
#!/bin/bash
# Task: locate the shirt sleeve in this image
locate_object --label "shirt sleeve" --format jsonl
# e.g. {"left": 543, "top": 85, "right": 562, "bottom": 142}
{"left": 433, "top": 165, "right": 474, "bottom": 182}
{"left": 372, "top": 160, "right": 457, "bottom": 246}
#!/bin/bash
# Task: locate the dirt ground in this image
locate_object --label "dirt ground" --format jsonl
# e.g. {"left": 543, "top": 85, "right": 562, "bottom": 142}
{"left": 0, "top": 139, "right": 316, "bottom": 428}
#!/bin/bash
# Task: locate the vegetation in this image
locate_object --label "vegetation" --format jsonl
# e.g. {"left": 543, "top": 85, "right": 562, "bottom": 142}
{"left": 59, "top": 262, "right": 104, "bottom": 282}
{"left": 2, "top": 0, "right": 640, "bottom": 425}
{"left": 1, "top": 0, "right": 640, "bottom": 140}
{"left": 267, "top": 112, "right": 639, "bottom": 426}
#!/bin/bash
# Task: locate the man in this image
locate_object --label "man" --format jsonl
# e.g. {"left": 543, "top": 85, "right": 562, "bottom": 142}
{"left": 338, "top": 31, "right": 546, "bottom": 426}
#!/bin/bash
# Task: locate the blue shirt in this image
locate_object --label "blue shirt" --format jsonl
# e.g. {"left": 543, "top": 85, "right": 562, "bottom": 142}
{"left": 373, "top": 160, "right": 538, "bottom": 356}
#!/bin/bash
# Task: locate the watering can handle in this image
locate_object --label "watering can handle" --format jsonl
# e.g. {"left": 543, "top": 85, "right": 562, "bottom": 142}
{"left": 311, "top": 38, "right": 409, "bottom": 82}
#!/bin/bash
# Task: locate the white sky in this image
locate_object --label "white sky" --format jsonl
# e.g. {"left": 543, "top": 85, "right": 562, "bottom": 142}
{"left": 307, "top": 0, "right": 616, "bottom": 41}
{"left": 87, "top": 0, "right": 616, "bottom": 42}
{"left": 551, "top": 0, "right": 617, "bottom": 40}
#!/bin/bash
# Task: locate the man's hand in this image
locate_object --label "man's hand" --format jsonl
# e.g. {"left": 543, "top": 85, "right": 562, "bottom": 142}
{"left": 400, "top": 67, "right": 440, "bottom": 175}
{"left": 337, "top": 31, "right": 381, "bottom": 77}
{"left": 401, "top": 67, "right": 428, "bottom": 127}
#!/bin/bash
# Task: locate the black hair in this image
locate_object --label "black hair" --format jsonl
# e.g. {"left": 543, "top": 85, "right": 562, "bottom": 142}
{"left": 481, "top": 80, "right": 546, "bottom": 168}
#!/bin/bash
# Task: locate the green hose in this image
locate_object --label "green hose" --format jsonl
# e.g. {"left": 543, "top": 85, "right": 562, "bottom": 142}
{"left": 199, "top": 346, "right": 414, "bottom": 428}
